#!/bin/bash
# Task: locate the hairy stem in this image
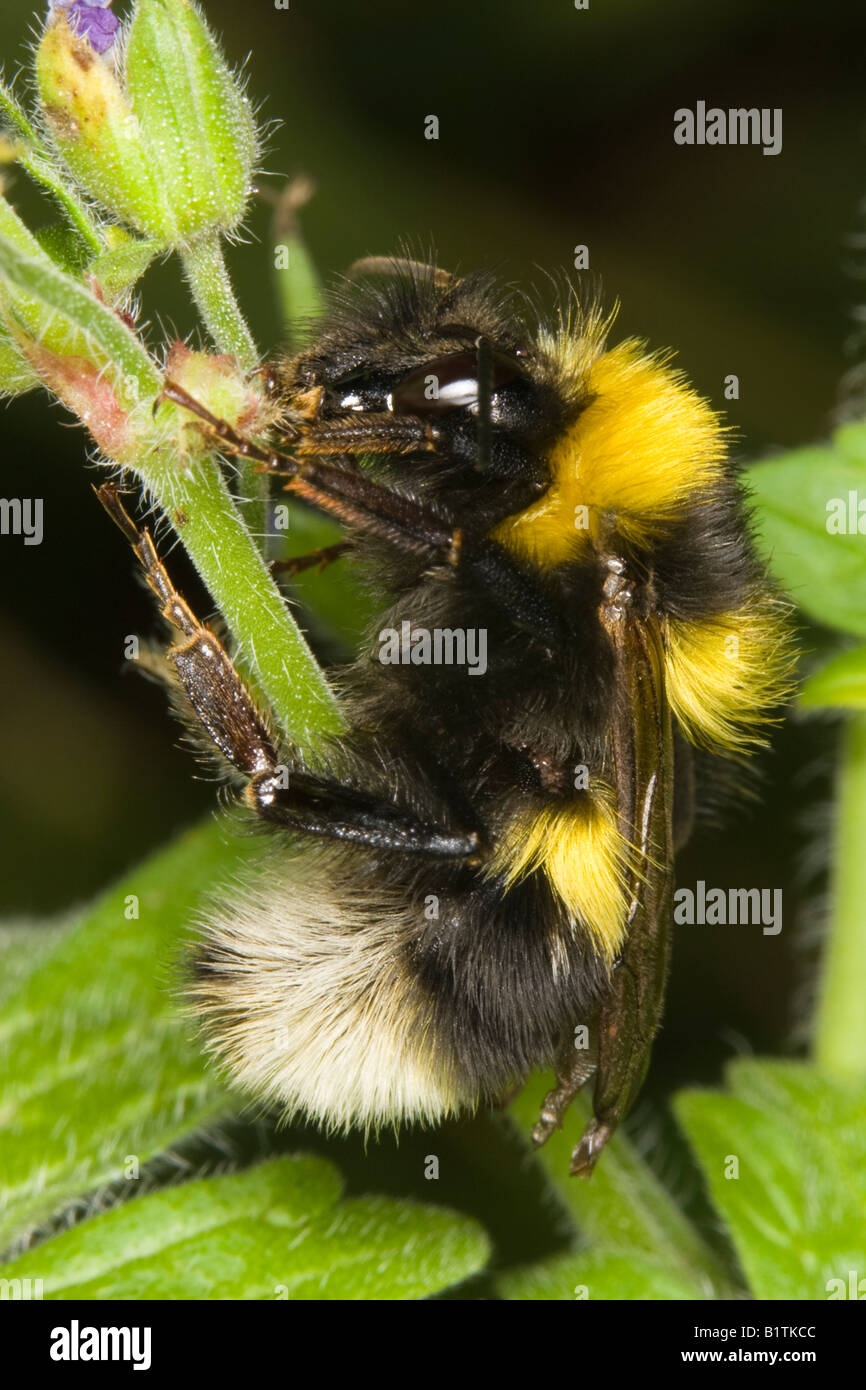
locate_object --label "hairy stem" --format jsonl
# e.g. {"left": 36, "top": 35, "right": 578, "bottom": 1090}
{"left": 815, "top": 712, "right": 866, "bottom": 1078}
{"left": 179, "top": 230, "right": 266, "bottom": 538}
{"left": 0, "top": 79, "right": 103, "bottom": 256}
{"left": 179, "top": 230, "right": 257, "bottom": 368}
{"left": 144, "top": 453, "right": 343, "bottom": 749}
{"left": 269, "top": 177, "right": 323, "bottom": 346}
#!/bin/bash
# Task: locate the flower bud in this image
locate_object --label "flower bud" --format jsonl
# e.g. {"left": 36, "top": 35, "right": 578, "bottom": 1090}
{"left": 37, "top": 1, "right": 258, "bottom": 246}
{"left": 164, "top": 341, "right": 268, "bottom": 440}
{"left": 50, "top": 1, "right": 120, "bottom": 56}
{"left": 0, "top": 190, "right": 160, "bottom": 453}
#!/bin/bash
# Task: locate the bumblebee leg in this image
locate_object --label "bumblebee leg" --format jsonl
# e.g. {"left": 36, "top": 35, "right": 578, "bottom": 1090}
{"left": 97, "top": 483, "right": 483, "bottom": 858}
{"left": 279, "top": 456, "right": 460, "bottom": 558}
{"left": 278, "top": 472, "right": 565, "bottom": 642}
{"left": 160, "top": 381, "right": 438, "bottom": 464}
{"left": 531, "top": 1036, "right": 599, "bottom": 1145}
{"left": 246, "top": 770, "right": 481, "bottom": 859}
{"left": 160, "top": 379, "right": 459, "bottom": 559}
{"left": 96, "top": 484, "right": 279, "bottom": 777}
{"left": 161, "top": 379, "right": 299, "bottom": 466}
{"left": 271, "top": 541, "right": 351, "bottom": 577}
{"left": 163, "top": 380, "right": 565, "bottom": 640}
{"left": 292, "top": 412, "right": 437, "bottom": 457}
{"left": 280, "top": 464, "right": 567, "bottom": 643}
{"left": 158, "top": 380, "right": 449, "bottom": 560}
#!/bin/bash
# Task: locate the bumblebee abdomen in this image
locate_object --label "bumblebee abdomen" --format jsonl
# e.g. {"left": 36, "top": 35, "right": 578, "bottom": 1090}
{"left": 189, "top": 837, "right": 609, "bottom": 1129}
{"left": 190, "top": 844, "right": 475, "bottom": 1131}
{"left": 410, "top": 869, "right": 612, "bottom": 1095}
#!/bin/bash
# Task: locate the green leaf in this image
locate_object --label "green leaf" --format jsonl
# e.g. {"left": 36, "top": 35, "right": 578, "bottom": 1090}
{"left": 0, "top": 194, "right": 49, "bottom": 394}
{"left": 32, "top": 223, "right": 91, "bottom": 277}
{"left": 499, "top": 1249, "right": 714, "bottom": 1301}
{"left": 503, "top": 1073, "right": 733, "bottom": 1299}
{"left": 0, "top": 335, "right": 38, "bottom": 395}
{"left": 0, "top": 819, "right": 258, "bottom": 1254}
{"left": 747, "top": 424, "right": 866, "bottom": 638}
{"left": 675, "top": 1059, "right": 866, "bottom": 1300}
{"left": 0, "top": 1157, "right": 490, "bottom": 1300}
{"left": 0, "top": 222, "right": 160, "bottom": 412}
{"left": 800, "top": 645, "right": 866, "bottom": 709}
{"left": 276, "top": 235, "right": 322, "bottom": 346}
{"left": 89, "top": 234, "right": 164, "bottom": 302}
{"left": 0, "top": 919, "right": 73, "bottom": 1004}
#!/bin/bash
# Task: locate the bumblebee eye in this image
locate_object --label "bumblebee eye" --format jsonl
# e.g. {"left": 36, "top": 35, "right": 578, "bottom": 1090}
{"left": 390, "top": 348, "right": 524, "bottom": 416}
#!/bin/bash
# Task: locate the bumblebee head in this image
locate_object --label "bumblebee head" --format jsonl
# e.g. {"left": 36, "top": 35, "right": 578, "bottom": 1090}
{"left": 281, "top": 255, "right": 579, "bottom": 515}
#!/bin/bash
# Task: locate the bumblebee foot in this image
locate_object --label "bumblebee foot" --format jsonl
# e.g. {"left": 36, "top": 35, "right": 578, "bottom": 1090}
{"left": 531, "top": 1043, "right": 598, "bottom": 1148}
{"left": 570, "top": 1117, "right": 616, "bottom": 1178}
{"left": 531, "top": 1082, "right": 573, "bottom": 1147}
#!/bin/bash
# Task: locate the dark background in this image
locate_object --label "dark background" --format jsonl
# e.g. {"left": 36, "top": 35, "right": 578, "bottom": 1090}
{"left": 1, "top": 0, "right": 861, "bottom": 1107}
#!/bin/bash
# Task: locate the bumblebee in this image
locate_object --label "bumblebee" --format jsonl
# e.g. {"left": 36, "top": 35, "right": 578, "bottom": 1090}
{"left": 99, "top": 255, "right": 792, "bottom": 1175}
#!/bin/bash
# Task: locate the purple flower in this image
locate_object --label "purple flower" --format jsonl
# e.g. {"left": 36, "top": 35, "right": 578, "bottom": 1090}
{"left": 50, "top": 0, "right": 119, "bottom": 56}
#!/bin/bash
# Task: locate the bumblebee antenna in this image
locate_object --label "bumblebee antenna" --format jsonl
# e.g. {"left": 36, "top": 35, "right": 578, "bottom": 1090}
{"left": 345, "top": 255, "right": 455, "bottom": 288}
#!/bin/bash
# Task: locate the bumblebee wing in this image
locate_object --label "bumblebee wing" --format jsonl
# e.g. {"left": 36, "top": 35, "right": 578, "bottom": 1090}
{"left": 572, "top": 611, "right": 676, "bottom": 1175}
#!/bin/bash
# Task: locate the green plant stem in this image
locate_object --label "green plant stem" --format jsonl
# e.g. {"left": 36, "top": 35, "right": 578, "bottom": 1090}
{"left": 144, "top": 454, "right": 343, "bottom": 750}
{"left": 0, "top": 226, "right": 160, "bottom": 408}
{"left": 815, "top": 712, "right": 866, "bottom": 1078}
{"left": 0, "top": 226, "right": 337, "bottom": 748}
{"left": 0, "top": 79, "right": 103, "bottom": 256}
{"left": 817, "top": 711, "right": 866, "bottom": 1078}
{"left": 267, "top": 176, "right": 323, "bottom": 346}
{"left": 17, "top": 148, "right": 104, "bottom": 256}
{"left": 179, "top": 231, "right": 258, "bottom": 368}
{"left": 273, "top": 229, "right": 322, "bottom": 347}
{"left": 179, "top": 230, "right": 266, "bottom": 538}
{"left": 0, "top": 77, "right": 33, "bottom": 141}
